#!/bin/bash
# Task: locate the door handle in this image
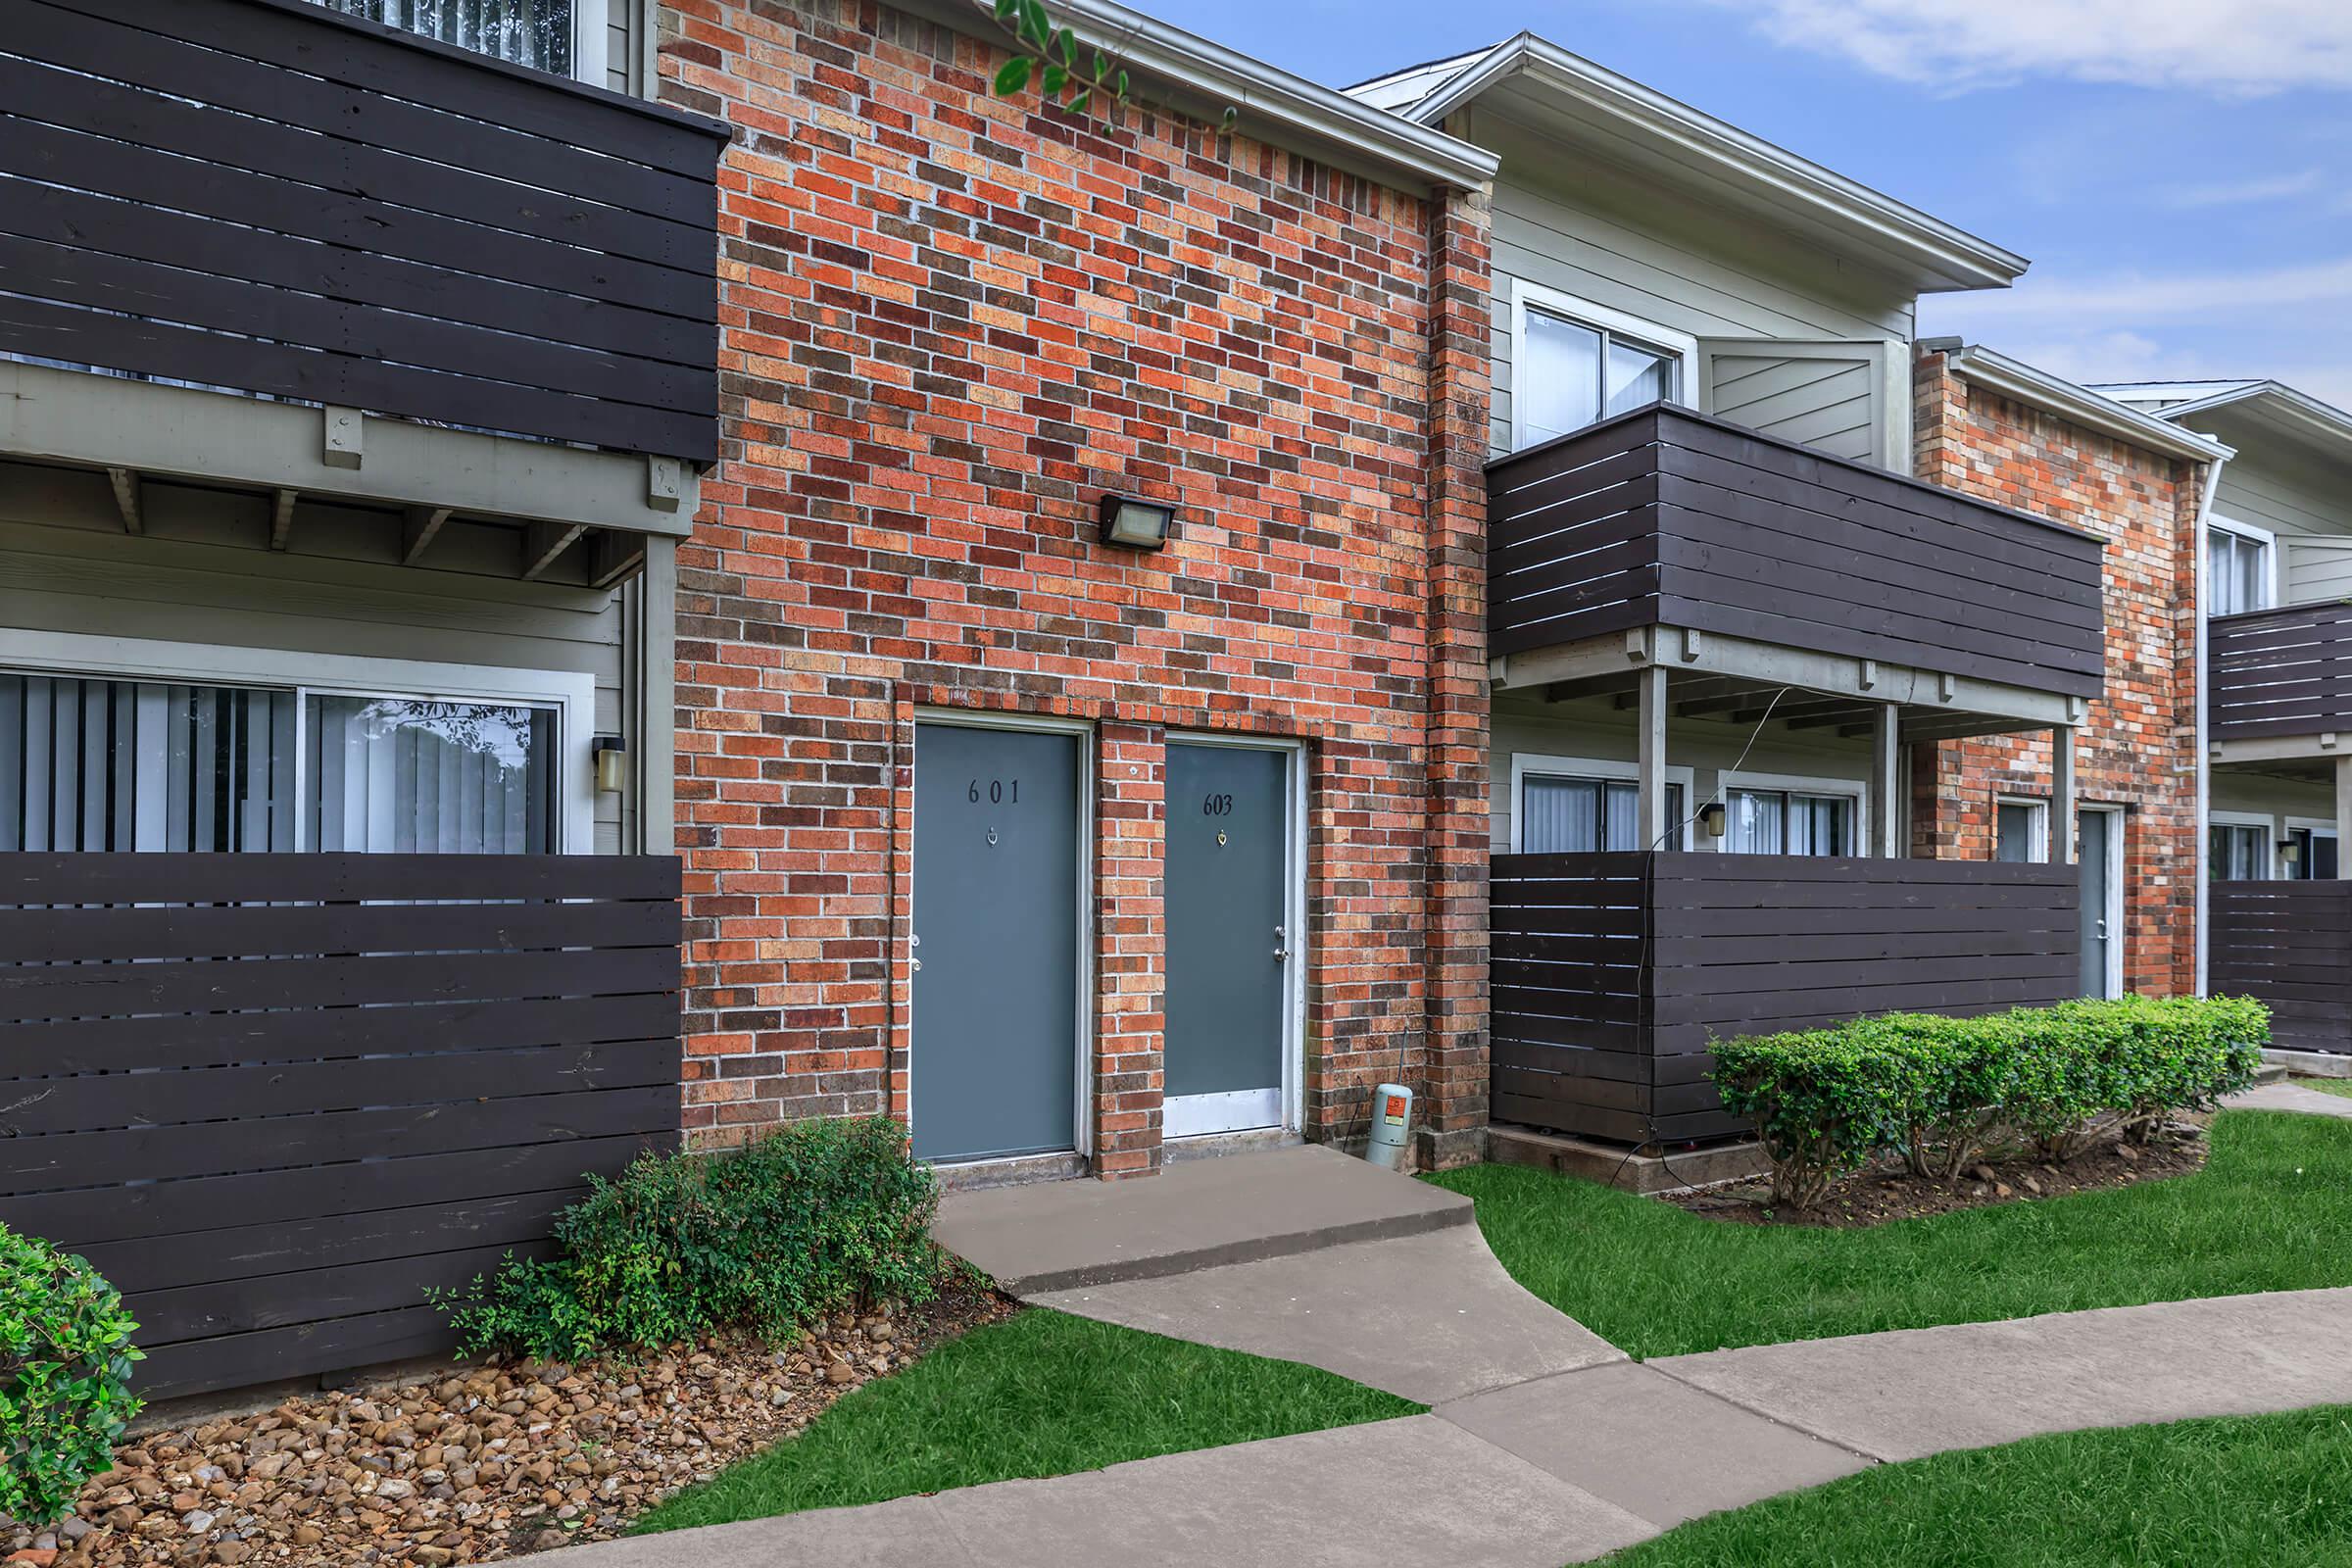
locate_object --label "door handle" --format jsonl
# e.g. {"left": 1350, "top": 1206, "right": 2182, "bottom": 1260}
{"left": 1272, "top": 924, "right": 1290, "bottom": 963}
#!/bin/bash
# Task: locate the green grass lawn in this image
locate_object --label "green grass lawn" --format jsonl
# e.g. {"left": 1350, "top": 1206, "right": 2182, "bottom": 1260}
{"left": 1601, "top": 1405, "right": 2352, "bottom": 1567}
{"left": 2297, "top": 1076, "right": 2352, "bottom": 1100}
{"left": 1430, "top": 1110, "right": 2352, "bottom": 1359}
{"left": 630, "top": 1307, "right": 1420, "bottom": 1532}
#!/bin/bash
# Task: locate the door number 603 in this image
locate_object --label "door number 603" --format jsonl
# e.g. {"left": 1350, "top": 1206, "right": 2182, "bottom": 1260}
{"left": 1202, "top": 794, "right": 1234, "bottom": 815}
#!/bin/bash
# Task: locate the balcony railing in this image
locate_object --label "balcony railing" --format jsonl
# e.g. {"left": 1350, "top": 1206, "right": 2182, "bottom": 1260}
{"left": 1487, "top": 404, "right": 2106, "bottom": 697}
{"left": 1490, "top": 852, "right": 2083, "bottom": 1145}
{"left": 1, "top": 0, "right": 727, "bottom": 461}
{"left": 0, "top": 852, "right": 682, "bottom": 1399}
{"left": 2211, "top": 879, "right": 2351, "bottom": 1054}
{"left": 2209, "top": 602, "right": 2352, "bottom": 743}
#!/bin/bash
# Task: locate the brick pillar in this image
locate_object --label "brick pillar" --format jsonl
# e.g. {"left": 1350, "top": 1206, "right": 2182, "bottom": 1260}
{"left": 1418, "top": 180, "right": 1494, "bottom": 1169}
{"left": 1094, "top": 720, "right": 1165, "bottom": 1177}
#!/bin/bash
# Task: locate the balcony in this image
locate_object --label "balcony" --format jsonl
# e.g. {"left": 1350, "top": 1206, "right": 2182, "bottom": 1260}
{"left": 2, "top": 0, "right": 726, "bottom": 462}
{"left": 2209, "top": 602, "right": 2352, "bottom": 745}
{"left": 2211, "top": 880, "right": 2352, "bottom": 1055}
{"left": 1488, "top": 403, "right": 2105, "bottom": 729}
{"left": 1491, "top": 853, "right": 2084, "bottom": 1144}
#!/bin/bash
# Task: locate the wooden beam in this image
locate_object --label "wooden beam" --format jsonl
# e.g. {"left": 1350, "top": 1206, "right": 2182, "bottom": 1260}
{"left": 1871, "top": 702, "right": 1902, "bottom": 857}
{"left": 106, "top": 467, "right": 141, "bottom": 533}
{"left": 586, "top": 530, "right": 647, "bottom": 590}
{"left": 269, "top": 488, "right": 297, "bottom": 551}
{"left": 1637, "top": 662, "right": 1668, "bottom": 854}
{"left": 521, "top": 520, "right": 588, "bottom": 581}
{"left": 401, "top": 506, "right": 453, "bottom": 565}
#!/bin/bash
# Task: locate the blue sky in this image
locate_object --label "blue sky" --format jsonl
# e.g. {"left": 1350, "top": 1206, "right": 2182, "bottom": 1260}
{"left": 1151, "top": 0, "right": 2352, "bottom": 409}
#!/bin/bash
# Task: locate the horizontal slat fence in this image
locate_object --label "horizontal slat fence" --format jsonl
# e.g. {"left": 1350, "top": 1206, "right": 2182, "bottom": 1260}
{"left": 1486, "top": 403, "right": 2106, "bottom": 696}
{"left": 0, "top": 854, "right": 681, "bottom": 1399}
{"left": 2208, "top": 604, "right": 2352, "bottom": 742}
{"left": 0, "top": 0, "right": 726, "bottom": 460}
{"left": 1493, "top": 851, "right": 2082, "bottom": 1144}
{"left": 2210, "top": 880, "right": 2352, "bottom": 1054}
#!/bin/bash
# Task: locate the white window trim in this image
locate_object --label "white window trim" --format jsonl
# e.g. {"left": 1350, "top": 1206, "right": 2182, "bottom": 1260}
{"left": 1994, "top": 793, "right": 2050, "bottom": 863}
{"left": 2209, "top": 809, "right": 2277, "bottom": 880}
{"left": 571, "top": 0, "right": 609, "bottom": 88}
{"left": 1509, "top": 753, "right": 1698, "bottom": 852}
{"left": 2206, "top": 513, "right": 2278, "bottom": 615}
{"left": 1508, "top": 280, "right": 1699, "bottom": 453}
{"left": 0, "top": 628, "right": 596, "bottom": 854}
{"left": 1720, "top": 767, "right": 1868, "bottom": 856}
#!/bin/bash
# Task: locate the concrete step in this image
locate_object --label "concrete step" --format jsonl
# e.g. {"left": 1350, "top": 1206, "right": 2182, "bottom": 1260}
{"left": 931, "top": 1144, "right": 1471, "bottom": 1295}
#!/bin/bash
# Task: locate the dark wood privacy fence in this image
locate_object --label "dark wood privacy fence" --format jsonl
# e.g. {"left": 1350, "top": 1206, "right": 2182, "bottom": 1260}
{"left": 1486, "top": 404, "right": 2106, "bottom": 696}
{"left": 1491, "top": 852, "right": 2083, "bottom": 1144}
{"left": 0, "top": 854, "right": 681, "bottom": 1400}
{"left": 2211, "top": 880, "right": 2352, "bottom": 1054}
{"left": 0, "top": 0, "right": 726, "bottom": 460}
{"left": 2209, "top": 604, "right": 2352, "bottom": 743}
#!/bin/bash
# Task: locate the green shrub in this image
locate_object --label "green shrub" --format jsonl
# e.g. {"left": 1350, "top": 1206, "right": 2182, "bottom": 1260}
{"left": 1713, "top": 997, "right": 2268, "bottom": 1209}
{"left": 437, "top": 1117, "right": 956, "bottom": 1361}
{"left": 1, "top": 1225, "right": 143, "bottom": 1526}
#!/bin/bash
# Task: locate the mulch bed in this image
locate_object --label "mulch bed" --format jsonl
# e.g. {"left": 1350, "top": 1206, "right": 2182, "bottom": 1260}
{"left": 1666, "top": 1126, "right": 2210, "bottom": 1228}
{"left": 4, "top": 1287, "right": 1015, "bottom": 1568}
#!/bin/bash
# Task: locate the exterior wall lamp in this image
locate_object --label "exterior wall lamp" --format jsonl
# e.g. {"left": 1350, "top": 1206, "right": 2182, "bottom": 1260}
{"left": 1099, "top": 493, "right": 1177, "bottom": 551}
{"left": 2279, "top": 838, "right": 2303, "bottom": 871}
{"left": 1699, "top": 801, "right": 1728, "bottom": 840}
{"left": 592, "top": 735, "right": 629, "bottom": 795}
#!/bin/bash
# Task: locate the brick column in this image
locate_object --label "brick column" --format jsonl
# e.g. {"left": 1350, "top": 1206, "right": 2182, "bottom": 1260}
{"left": 1095, "top": 720, "right": 1165, "bottom": 1177}
{"left": 1418, "top": 180, "right": 1494, "bottom": 1169}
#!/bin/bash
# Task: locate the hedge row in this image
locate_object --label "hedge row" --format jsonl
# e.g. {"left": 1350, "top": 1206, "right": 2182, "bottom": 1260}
{"left": 1712, "top": 997, "right": 2270, "bottom": 1210}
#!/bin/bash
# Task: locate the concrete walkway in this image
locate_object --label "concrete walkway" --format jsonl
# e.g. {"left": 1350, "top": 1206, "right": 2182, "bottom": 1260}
{"left": 2228, "top": 1081, "right": 2352, "bottom": 1120}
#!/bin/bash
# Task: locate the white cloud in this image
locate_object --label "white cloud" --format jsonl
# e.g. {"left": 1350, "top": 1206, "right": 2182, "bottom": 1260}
{"left": 2159, "top": 169, "right": 2328, "bottom": 209}
{"left": 1732, "top": 0, "right": 2352, "bottom": 94}
{"left": 1942, "top": 257, "right": 2352, "bottom": 320}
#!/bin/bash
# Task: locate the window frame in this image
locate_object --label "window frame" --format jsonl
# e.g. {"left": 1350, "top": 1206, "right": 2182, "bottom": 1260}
{"left": 2208, "top": 810, "right": 2277, "bottom": 881}
{"left": 1508, "top": 282, "right": 1699, "bottom": 453}
{"left": 1509, "top": 753, "right": 1698, "bottom": 853}
{"left": 2285, "top": 815, "right": 2340, "bottom": 881}
{"left": 1994, "top": 793, "right": 2050, "bottom": 864}
{"left": 317, "top": 0, "right": 609, "bottom": 87}
{"left": 2206, "top": 514, "right": 2278, "bottom": 617}
{"left": 1719, "top": 768, "right": 1868, "bottom": 858}
{"left": 0, "top": 629, "right": 595, "bottom": 854}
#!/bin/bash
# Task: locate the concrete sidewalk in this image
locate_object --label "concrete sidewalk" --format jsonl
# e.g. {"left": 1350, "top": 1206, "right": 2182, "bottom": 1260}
{"left": 2228, "top": 1081, "right": 2352, "bottom": 1121}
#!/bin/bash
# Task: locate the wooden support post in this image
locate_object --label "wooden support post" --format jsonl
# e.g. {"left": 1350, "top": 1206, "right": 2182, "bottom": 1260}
{"left": 2336, "top": 757, "right": 2352, "bottom": 879}
{"left": 2053, "top": 725, "right": 2078, "bottom": 865}
{"left": 1871, "top": 702, "right": 1902, "bottom": 857}
{"left": 1637, "top": 662, "right": 1668, "bottom": 853}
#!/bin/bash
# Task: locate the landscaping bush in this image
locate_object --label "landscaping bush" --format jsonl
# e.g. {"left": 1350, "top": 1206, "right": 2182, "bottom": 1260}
{"left": 1, "top": 1225, "right": 143, "bottom": 1527}
{"left": 437, "top": 1117, "right": 956, "bottom": 1361}
{"left": 1714, "top": 996, "right": 2268, "bottom": 1209}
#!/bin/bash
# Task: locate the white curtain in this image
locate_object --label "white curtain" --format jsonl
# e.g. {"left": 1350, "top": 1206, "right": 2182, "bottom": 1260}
{"left": 314, "top": 0, "right": 574, "bottom": 74}
{"left": 309, "top": 697, "right": 552, "bottom": 855}
{"left": 1520, "top": 311, "right": 1603, "bottom": 446}
{"left": 1523, "top": 776, "right": 1684, "bottom": 853}
{"left": 0, "top": 675, "right": 295, "bottom": 852}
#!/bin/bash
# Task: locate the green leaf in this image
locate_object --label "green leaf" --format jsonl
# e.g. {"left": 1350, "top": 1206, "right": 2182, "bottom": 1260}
{"left": 1018, "top": 0, "right": 1051, "bottom": 47}
{"left": 1056, "top": 26, "right": 1077, "bottom": 66}
{"left": 1115, "top": 68, "right": 1129, "bottom": 99}
{"left": 994, "top": 56, "right": 1033, "bottom": 96}
{"left": 996, "top": 0, "right": 1019, "bottom": 18}
{"left": 1069, "top": 88, "right": 1092, "bottom": 116}
{"left": 1095, "top": 48, "right": 1109, "bottom": 79}
{"left": 1042, "top": 63, "right": 1067, "bottom": 96}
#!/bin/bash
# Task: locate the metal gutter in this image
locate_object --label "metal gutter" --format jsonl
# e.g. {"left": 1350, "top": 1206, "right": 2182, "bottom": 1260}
{"left": 895, "top": 0, "right": 1496, "bottom": 192}
{"left": 1926, "top": 341, "right": 2237, "bottom": 465}
{"left": 1402, "top": 33, "right": 2028, "bottom": 292}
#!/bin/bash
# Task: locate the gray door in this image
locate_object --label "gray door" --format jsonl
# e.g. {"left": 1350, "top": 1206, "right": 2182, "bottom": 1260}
{"left": 2079, "top": 808, "right": 2115, "bottom": 999}
{"left": 911, "top": 722, "right": 1080, "bottom": 1163}
{"left": 1164, "top": 741, "right": 1291, "bottom": 1137}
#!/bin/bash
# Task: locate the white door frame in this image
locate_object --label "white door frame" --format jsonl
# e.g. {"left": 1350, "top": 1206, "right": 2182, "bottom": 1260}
{"left": 1163, "top": 731, "right": 1306, "bottom": 1140}
{"left": 2081, "top": 803, "right": 2127, "bottom": 999}
{"left": 910, "top": 708, "right": 1097, "bottom": 1164}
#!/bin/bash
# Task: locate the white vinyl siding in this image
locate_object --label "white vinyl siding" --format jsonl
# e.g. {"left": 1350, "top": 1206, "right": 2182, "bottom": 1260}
{"left": 608, "top": 0, "right": 637, "bottom": 93}
{"left": 1698, "top": 346, "right": 1886, "bottom": 465}
{"left": 1475, "top": 105, "right": 1914, "bottom": 462}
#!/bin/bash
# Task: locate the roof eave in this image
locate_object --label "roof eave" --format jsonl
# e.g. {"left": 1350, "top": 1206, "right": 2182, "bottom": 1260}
{"left": 1926, "top": 341, "right": 2234, "bottom": 464}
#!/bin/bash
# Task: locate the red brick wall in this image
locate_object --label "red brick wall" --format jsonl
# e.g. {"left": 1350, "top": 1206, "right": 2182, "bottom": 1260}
{"left": 1912, "top": 350, "right": 2202, "bottom": 996}
{"left": 657, "top": 0, "right": 1491, "bottom": 1170}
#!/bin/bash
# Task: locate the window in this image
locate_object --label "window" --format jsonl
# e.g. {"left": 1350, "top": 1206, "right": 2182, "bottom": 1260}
{"left": 2209, "top": 821, "right": 2271, "bottom": 880}
{"left": 1728, "top": 786, "right": 1857, "bottom": 856}
{"left": 2208, "top": 521, "right": 2273, "bottom": 616}
{"left": 2, "top": 673, "right": 558, "bottom": 855}
{"left": 1522, "top": 775, "right": 1687, "bottom": 854}
{"left": 1511, "top": 288, "right": 1694, "bottom": 450}
{"left": 311, "top": 0, "right": 601, "bottom": 80}
{"left": 2288, "top": 826, "right": 2339, "bottom": 880}
{"left": 1995, "top": 798, "right": 2048, "bottom": 863}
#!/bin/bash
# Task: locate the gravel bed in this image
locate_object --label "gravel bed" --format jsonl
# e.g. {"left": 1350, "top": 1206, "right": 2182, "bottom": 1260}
{"left": 4, "top": 1288, "right": 1013, "bottom": 1566}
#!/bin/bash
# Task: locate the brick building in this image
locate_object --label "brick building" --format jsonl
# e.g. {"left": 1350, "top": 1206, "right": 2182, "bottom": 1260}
{"left": 1911, "top": 343, "right": 2230, "bottom": 999}
{"left": 655, "top": 0, "right": 1497, "bottom": 1173}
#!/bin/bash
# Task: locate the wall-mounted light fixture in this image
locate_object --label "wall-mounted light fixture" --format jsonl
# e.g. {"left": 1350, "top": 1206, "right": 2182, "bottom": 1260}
{"left": 592, "top": 735, "right": 629, "bottom": 795}
{"left": 1099, "top": 493, "right": 1176, "bottom": 551}
{"left": 2279, "top": 837, "right": 2303, "bottom": 870}
{"left": 1699, "top": 801, "right": 1728, "bottom": 840}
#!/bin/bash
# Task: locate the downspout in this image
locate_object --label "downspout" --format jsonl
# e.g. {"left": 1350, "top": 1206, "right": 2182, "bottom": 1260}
{"left": 2192, "top": 451, "right": 2229, "bottom": 996}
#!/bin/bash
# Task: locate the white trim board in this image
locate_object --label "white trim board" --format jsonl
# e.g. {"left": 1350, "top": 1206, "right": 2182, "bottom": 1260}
{"left": 0, "top": 627, "right": 597, "bottom": 854}
{"left": 1507, "top": 281, "right": 1698, "bottom": 454}
{"left": 1994, "top": 793, "right": 2050, "bottom": 863}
